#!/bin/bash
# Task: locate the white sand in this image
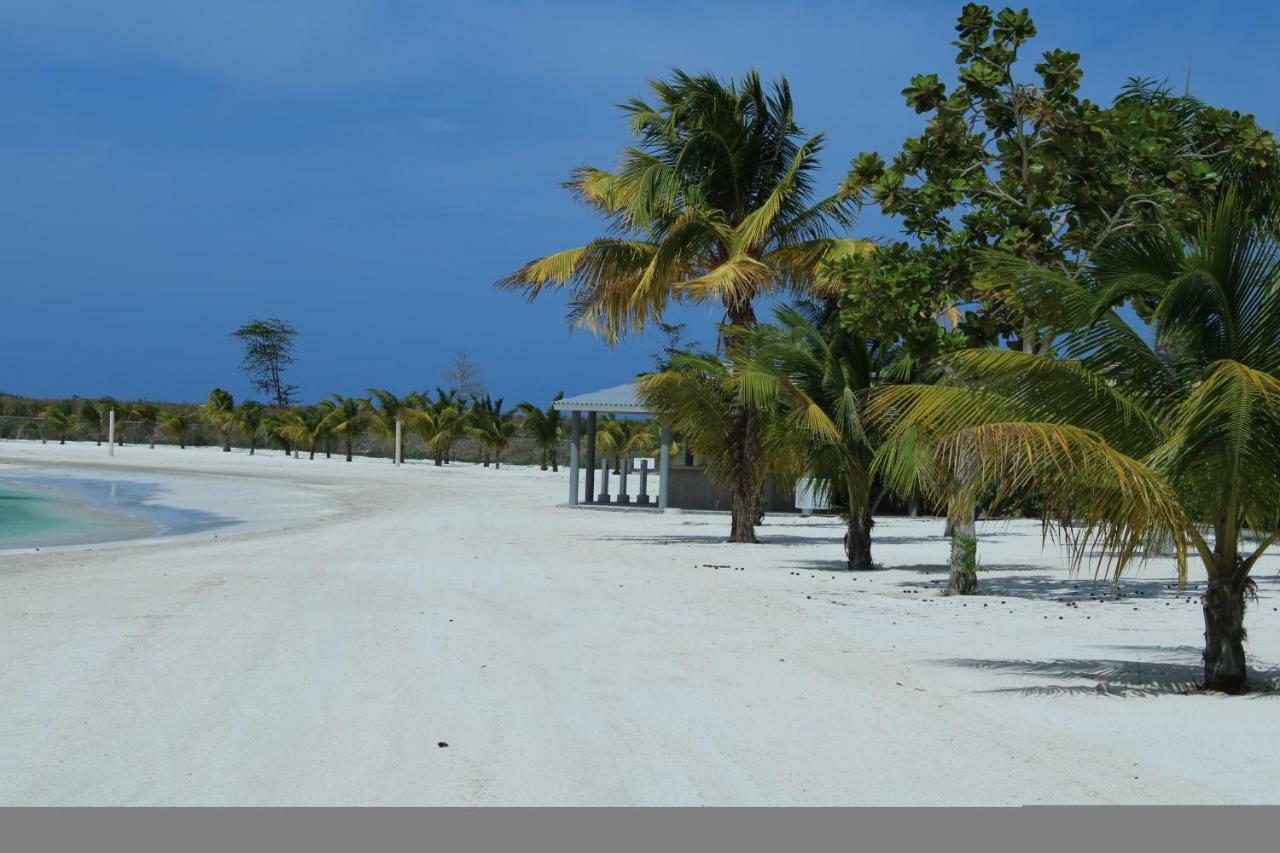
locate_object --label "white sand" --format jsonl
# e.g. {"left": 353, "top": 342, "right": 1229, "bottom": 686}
{"left": 1, "top": 440, "right": 1277, "bottom": 805}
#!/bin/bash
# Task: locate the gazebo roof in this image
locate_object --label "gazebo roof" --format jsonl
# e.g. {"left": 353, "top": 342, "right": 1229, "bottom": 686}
{"left": 553, "top": 382, "right": 649, "bottom": 414}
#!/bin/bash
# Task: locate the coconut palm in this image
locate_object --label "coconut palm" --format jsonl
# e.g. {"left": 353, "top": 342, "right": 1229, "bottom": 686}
{"left": 423, "top": 389, "right": 468, "bottom": 465}
{"left": 277, "top": 406, "right": 328, "bottom": 460}
{"left": 130, "top": 402, "right": 160, "bottom": 449}
{"left": 640, "top": 352, "right": 790, "bottom": 542}
{"left": 731, "top": 304, "right": 878, "bottom": 569}
{"left": 40, "top": 404, "right": 79, "bottom": 444}
{"left": 500, "top": 70, "right": 860, "bottom": 541}
{"left": 870, "top": 195, "right": 1280, "bottom": 693}
{"left": 78, "top": 400, "right": 102, "bottom": 445}
{"left": 202, "top": 388, "right": 237, "bottom": 452}
{"left": 517, "top": 392, "right": 564, "bottom": 471}
{"left": 235, "top": 401, "right": 266, "bottom": 455}
{"left": 320, "top": 395, "right": 370, "bottom": 462}
{"left": 158, "top": 409, "right": 192, "bottom": 449}
{"left": 466, "top": 403, "right": 519, "bottom": 469}
{"left": 466, "top": 395, "right": 507, "bottom": 466}
{"left": 364, "top": 389, "right": 417, "bottom": 462}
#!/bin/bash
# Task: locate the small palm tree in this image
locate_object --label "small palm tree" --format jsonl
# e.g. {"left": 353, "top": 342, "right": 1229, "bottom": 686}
{"left": 640, "top": 352, "right": 789, "bottom": 542}
{"left": 236, "top": 401, "right": 266, "bottom": 455}
{"left": 365, "top": 389, "right": 417, "bottom": 462}
{"left": 517, "top": 392, "right": 564, "bottom": 471}
{"left": 203, "top": 388, "right": 237, "bottom": 452}
{"left": 40, "top": 404, "right": 79, "bottom": 444}
{"left": 130, "top": 402, "right": 160, "bottom": 449}
{"left": 158, "top": 409, "right": 192, "bottom": 449}
{"left": 871, "top": 195, "right": 1280, "bottom": 693}
{"left": 731, "top": 304, "right": 878, "bottom": 569}
{"left": 277, "top": 406, "right": 328, "bottom": 459}
{"left": 467, "top": 405, "right": 519, "bottom": 469}
{"left": 320, "top": 395, "right": 370, "bottom": 461}
{"left": 78, "top": 400, "right": 102, "bottom": 445}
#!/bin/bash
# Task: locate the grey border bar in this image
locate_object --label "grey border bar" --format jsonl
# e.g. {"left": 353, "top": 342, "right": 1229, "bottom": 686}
{"left": 2, "top": 807, "right": 1279, "bottom": 853}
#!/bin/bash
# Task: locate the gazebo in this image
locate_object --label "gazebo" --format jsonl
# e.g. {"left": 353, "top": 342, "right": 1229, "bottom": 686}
{"left": 553, "top": 382, "right": 671, "bottom": 510}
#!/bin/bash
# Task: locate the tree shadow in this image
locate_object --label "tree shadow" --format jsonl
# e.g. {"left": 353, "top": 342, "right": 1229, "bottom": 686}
{"left": 937, "top": 651, "right": 1280, "bottom": 698}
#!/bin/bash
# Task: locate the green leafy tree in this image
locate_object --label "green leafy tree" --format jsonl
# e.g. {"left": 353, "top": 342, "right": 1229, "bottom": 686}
{"left": 842, "top": 4, "right": 1278, "bottom": 590}
{"left": 365, "top": 389, "right": 417, "bottom": 462}
{"left": 232, "top": 318, "right": 300, "bottom": 406}
{"left": 501, "top": 70, "right": 861, "bottom": 541}
{"left": 466, "top": 401, "right": 519, "bottom": 469}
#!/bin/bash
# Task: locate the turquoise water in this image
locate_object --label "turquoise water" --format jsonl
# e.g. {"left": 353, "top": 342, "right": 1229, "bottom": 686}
{"left": 0, "top": 472, "right": 234, "bottom": 549}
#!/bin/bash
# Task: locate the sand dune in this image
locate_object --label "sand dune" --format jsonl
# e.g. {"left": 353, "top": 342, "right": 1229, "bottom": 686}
{"left": 1, "top": 440, "right": 1277, "bottom": 805}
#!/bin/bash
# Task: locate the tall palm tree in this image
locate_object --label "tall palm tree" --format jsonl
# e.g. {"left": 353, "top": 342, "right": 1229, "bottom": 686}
{"left": 731, "top": 304, "right": 878, "bottom": 569}
{"left": 158, "top": 409, "right": 192, "bottom": 449}
{"left": 321, "top": 395, "right": 370, "bottom": 462}
{"left": 78, "top": 400, "right": 102, "bottom": 445}
{"left": 130, "top": 402, "right": 160, "bottom": 449}
{"left": 870, "top": 195, "right": 1280, "bottom": 693}
{"left": 40, "top": 404, "right": 79, "bottom": 444}
{"left": 203, "top": 388, "right": 237, "bottom": 452}
{"left": 517, "top": 392, "right": 564, "bottom": 471}
{"left": 235, "top": 401, "right": 266, "bottom": 455}
{"left": 500, "top": 70, "right": 861, "bottom": 541}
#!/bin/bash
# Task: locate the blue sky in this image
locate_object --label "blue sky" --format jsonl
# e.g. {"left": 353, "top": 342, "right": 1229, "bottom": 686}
{"left": 2, "top": 1, "right": 1277, "bottom": 405}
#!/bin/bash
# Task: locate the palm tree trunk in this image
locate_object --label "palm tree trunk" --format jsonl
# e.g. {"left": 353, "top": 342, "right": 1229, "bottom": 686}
{"left": 947, "top": 503, "right": 979, "bottom": 595}
{"left": 540, "top": 448, "right": 547, "bottom": 471}
{"left": 345, "top": 434, "right": 353, "bottom": 462}
{"left": 846, "top": 508, "right": 874, "bottom": 571}
{"left": 1203, "top": 572, "right": 1249, "bottom": 694}
{"left": 222, "top": 432, "right": 231, "bottom": 452}
{"left": 551, "top": 447, "right": 558, "bottom": 472}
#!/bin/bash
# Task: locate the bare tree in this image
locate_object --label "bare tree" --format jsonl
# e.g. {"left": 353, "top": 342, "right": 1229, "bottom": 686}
{"left": 443, "top": 352, "right": 486, "bottom": 398}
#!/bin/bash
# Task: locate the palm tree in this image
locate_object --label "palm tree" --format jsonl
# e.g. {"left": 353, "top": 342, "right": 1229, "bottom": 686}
{"left": 130, "top": 402, "right": 160, "bottom": 448}
{"left": 321, "top": 395, "right": 370, "bottom": 462}
{"left": 40, "top": 404, "right": 79, "bottom": 444}
{"left": 158, "top": 409, "right": 192, "bottom": 449}
{"left": 731, "top": 304, "right": 878, "bottom": 569}
{"left": 467, "top": 395, "right": 506, "bottom": 466}
{"left": 640, "top": 352, "right": 789, "bottom": 542}
{"left": 235, "top": 401, "right": 266, "bottom": 455}
{"left": 423, "top": 389, "right": 468, "bottom": 465}
{"left": 870, "top": 196, "right": 1280, "bottom": 693}
{"left": 78, "top": 400, "right": 102, "bottom": 445}
{"left": 203, "top": 388, "right": 237, "bottom": 452}
{"left": 517, "top": 392, "right": 564, "bottom": 471}
{"left": 467, "top": 404, "right": 519, "bottom": 469}
{"left": 278, "top": 406, "right": 328, "bottom": 460}
{"left": 500, "top": 70, "right": 860, "bottom": 541}
{"left": 365, "top": 389, "right": 417, "bottom": 462}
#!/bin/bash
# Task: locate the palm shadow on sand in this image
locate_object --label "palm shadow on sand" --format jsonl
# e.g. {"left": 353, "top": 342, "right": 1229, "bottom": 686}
{"left": 939, "top": 647, "right": 1280, "bottom": 697}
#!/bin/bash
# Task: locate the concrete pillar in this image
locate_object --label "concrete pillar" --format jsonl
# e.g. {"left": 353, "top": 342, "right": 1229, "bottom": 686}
{"left": 108, "top": 409, "right": 115, "bottom": 457}
{"left": 568, "top": 411, "right": 581, "bottom": 505}
{"left": 584, "top": 411, "right": 597, "bottom": 504}
{"left": 658, "top": 425, "right": 671, "bottom": 511}
{"left": 637, "top": 459, "right": 650, "bottom": 505}
{"left": 597, "top": 456, "right": 611, "bottom": 503}
{"left": 618, "top": 456, "right": 630, "bottom": 504}
{"left": 394, "top": 417, "right": 402, "bottom": 466}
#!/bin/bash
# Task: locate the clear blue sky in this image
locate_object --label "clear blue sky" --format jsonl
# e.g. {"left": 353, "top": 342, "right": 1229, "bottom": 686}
{"left": 2, "top": 1, "right": 1277, "bottom": 405}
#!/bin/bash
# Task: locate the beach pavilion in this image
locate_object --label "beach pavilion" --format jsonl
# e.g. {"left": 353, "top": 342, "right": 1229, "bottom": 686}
{"left": 553, "top": 383, "right": 671, "bottom": 510}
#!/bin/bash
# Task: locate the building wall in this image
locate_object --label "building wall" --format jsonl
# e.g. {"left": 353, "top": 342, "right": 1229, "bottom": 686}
{"left": 666, "top": 466, "right": 795, "bottom": 513}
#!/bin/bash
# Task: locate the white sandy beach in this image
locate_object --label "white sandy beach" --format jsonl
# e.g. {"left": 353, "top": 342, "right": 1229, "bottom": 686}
{"left": 1, "top": 440, "right": 1277, "bottom": 806}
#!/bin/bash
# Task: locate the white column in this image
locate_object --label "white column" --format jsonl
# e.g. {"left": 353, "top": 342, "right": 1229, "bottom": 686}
{"left": 658, "top": 425, "right": 671, "bottom": 511}
{"left": 108, "top": 409, "right": 115, "bottom": 456}
{"left": 568, "top": 411, "right": 581, "bottom": 505}
{"left": 394, "top": 417, "right": 402, "bottom": 466}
